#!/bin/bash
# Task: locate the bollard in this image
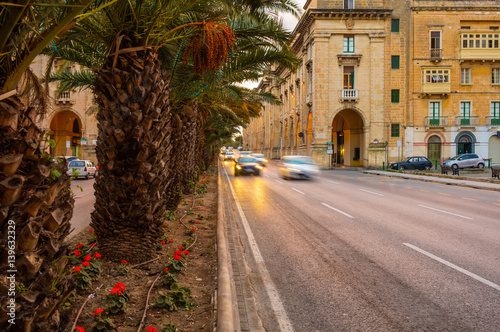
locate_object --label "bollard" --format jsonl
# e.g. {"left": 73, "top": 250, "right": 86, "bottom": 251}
{"left": 434, "top": 159, "right": 438, "bottom": 170}
{"left": 382, "top": 161, "right": 385, "bottom": 171}
{"left": 488, "top": 158, "right": 491, "bottom": 168}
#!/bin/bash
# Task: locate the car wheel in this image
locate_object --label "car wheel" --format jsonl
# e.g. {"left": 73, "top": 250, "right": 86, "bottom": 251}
{"left": 477, "top": 163, "right": 484, "bottom": 169}
{"left": 452, "top": 164, "right": 459, "bottom": 170}
{"left": 255, "top": 170, "right": 260, "bottom": 176}
{"left": 399, "top": 165, "right": 405, "bottom": 171}
{"left": 234, "top": 169, "right": 238, "bottom": 176}
{"left": 425, "top": 165, "right": 431, "bottom": 170}
{"left": 85, "top": 173, "right": 90, "bottom": 180}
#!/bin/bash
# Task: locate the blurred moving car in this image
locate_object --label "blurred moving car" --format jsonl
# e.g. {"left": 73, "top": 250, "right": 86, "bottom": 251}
{"left": 55, "top": 156, "right": 79, "bottom": 164}
{"left": 278, "top": 155, "right": 319, "bottom": 180}
{"left": 251, "top": 153, "right": 268, "bottom": 167}
{"left": 240, "top": 151, "right": 252, "bottom": 156}
{"left": 224, "top": 151, "right": 235, "bottom": 161}
{"left": 390, "top": 156, "right": 433, "bottom": 171}
{"left": 441, "top": 153, "right": 485, "bottom": 170}
{"left": 234, "top": 157, "right": 262, "bottom": 176}
{"left": 67, "top": 160, "right": 97, "bottom": 179}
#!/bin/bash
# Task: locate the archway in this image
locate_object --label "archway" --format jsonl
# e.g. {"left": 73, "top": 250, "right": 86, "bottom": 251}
{"left": 49, "top": 110, "right": 83, "bottom": 158}
{"left": 427, "top": 135, "right": 442, "bottom": 163}
{"left": 455, "top": 131, "right": 476, "bottom": 155}
{"left": 331, "top": 109, "right": 364, "bottom": 166}
{"left": 488, "top": 135, "right": 500, "bottom": 164}
{"left": 307, "top": 112, "right": 313, "bottom": 149}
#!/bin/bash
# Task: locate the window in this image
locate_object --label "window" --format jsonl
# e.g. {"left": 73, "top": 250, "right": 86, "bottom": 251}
{"left": 492, "top": 68, "right": 500, "bottom": 84}
{"left": 430, "top": 31, "right": 442, "bottom": 58}
{"left": 461, "top": 68, "right": 471, "bottom": 84}
{"left": 391, "top": 19, "right": 399, "bottom": 33}
{"left": 460, "top": 101, "right": 471, "bottom": 125}
{"left": 491, "top": 102, "right": 500, "bottom": 125}
{"left": 343, "top": 66, "right": 354, "bottom": 89}
{"left": 391, "top": 124, "right": 400, "bottom": 137}
{"left": 391, "top": 55, "right": 400, "bottom": 69}
{"left": 423, "top": 69, "right": 450, "bottom": 83}
{"left": 391, "top": 89, "right": 399, "bottom": 103}
{"left": 344, "top": 0, "right": 354, "bottom": 9}
{"left": 343, "top": 35, "right": 355, "bottom": 53}
{"left": 429, "top": 102, "right": 441, "bottom": 125}
{"left": 461, "top": 33, "right": 499, "bottom": 49}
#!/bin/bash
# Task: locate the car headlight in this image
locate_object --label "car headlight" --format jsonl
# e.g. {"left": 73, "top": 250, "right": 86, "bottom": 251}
{"left": 264, "top": 159, "right": 268, "bottom": 162}
{"left": 288, "top": 168, "right": 301, "bottom": 172}
{"left": 236, "top": 165, "right": 241, "bottom": 170}
{"left": 256, "top": 165, "right": 263, "bottom": 169}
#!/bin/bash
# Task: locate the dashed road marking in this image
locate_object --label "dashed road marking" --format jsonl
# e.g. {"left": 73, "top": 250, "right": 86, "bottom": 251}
{"left": 359, "top": 189, "right": 384, "bottom": 196}
{"left": 404, "top": 243, "right": 500, "bottom": 292}
{"left": 404, "top": 186, "right": 413, "bottom": 189}
{"left": 439, "top": 193, "right": 452, "bottom": 196}
{"left": 275, "top": 180, "right": 283, "bottom": 184}
{"left": 292, "top": 188, "right": 305, "bottom": 195}
{"left": 462, "top": 197, "right": 478, "bottom": 201}
{"left": 321, "top": 203, "right": 354, "bottom": 219}
{"left": 326, "top": 180, "right": 340, "bottom": 184}
{"left": 418, "top": 204, "right": 472, "bottom": 220}
{"left": 420, "top": 189, "right": 430, "bottom": 192}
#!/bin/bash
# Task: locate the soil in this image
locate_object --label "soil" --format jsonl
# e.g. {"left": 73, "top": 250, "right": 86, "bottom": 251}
{"left": 65, "top": 166, "right": 218, "bottom": 332}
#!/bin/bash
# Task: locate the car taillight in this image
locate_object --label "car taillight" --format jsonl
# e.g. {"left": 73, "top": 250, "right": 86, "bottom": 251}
{"left": 84, "top": 167, "right": 88, "bottom": 172}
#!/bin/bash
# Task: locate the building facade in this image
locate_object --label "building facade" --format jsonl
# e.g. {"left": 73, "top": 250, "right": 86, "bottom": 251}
{"left": 243, "top": 0, "right": 500, "bottom": 168}
{"left": 31, "top": 56, "right": 98, "bottom": 164}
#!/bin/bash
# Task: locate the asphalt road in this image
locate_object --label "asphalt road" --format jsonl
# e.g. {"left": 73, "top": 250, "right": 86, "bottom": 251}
{"left": 220, "top": 160, "right": 500, "bottom": 331}
{"left": 68, "top": 177, "right": 95, "bottom": 239}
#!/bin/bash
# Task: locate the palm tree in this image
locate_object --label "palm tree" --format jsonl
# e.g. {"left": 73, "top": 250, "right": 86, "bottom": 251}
{"left": 0, "top": 1, "right": 109, "bottom": 330}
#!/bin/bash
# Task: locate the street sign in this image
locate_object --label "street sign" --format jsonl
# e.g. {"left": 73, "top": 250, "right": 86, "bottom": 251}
{"left": 80, "top": 138, "right": 87, "bottom": 145}
{"left": 66, "top": 141, "right": 70, "bottom": 148}
{"left": 326, "top": 149, "right": 333, "bottom": 154}
{"left": 373, "top": 138, "right": 379, "bottom": 145}
{"left": 326, "top": 142, "right": 333, "bottom": 145}
{"left": 397, "top": 140, "right": 401, "bottom": 147}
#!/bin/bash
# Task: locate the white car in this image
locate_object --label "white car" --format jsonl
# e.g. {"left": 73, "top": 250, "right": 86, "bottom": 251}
{"left": 278, "top": 155, "right": 320, "bottom": 180}
{"left": 67, "top": 160, "right": 97, "bottom": 179}
{"left": 251, "top": 153, "right": 268, "bottom": 167}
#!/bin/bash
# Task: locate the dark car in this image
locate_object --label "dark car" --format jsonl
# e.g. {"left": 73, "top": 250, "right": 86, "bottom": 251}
{"left": 390, "top": 156, "right": 433, "bottom": 171}
{"left": 234, "top": 157, "right": 262, "bottom": 176}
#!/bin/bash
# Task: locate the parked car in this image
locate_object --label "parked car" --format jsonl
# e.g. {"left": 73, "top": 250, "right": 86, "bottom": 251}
{"left": 67, "top": 160, "right": 97, "bottom": 179}
{"left": 390, "top": 156, "right": 433, "bottom": 171}
{"left": 278, "top": 155, "right": 320, "bottom": 180}
{"left": 224, "top": 151, "right": 235, "bottom": 161}
{"left": 251, "top": 153, "right": 268, "bottom": 167}
{"left": 234, "top": 157, "right": 262, "bottom": 176}
{"left": 441, "top": 153, "right": 485, "bottom": 170}
{"left": 240, "top": 151, "right": 252, "bottom": 156}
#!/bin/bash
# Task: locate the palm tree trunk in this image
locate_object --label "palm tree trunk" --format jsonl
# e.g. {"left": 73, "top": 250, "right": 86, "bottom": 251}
{"left": 0, "top": 95, "right": 75, "bottom": 331}
{"left": 91, "top": 36, "right": 172, "bottom": 263}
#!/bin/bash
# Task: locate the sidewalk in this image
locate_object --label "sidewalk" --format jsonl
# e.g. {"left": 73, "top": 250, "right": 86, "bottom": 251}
{"left": 362, "top": 169, "right": 500, "bottom": 192}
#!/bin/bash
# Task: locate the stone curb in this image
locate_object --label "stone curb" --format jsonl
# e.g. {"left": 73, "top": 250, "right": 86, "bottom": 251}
{"left": 216, "top": 169, "right": 236, "bottom": 331}
{"left": 363, "top": 170, "right": 500, "bottom": 192}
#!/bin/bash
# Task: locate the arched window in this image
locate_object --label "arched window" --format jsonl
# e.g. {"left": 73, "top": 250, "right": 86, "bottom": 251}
{"left": 427, "top": 135, "right": 442, "bottom": 162}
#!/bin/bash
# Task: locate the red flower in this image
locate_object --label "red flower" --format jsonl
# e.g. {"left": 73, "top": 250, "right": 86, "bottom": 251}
{"left": 74, "top": 250, "right": 81, "bottom": 256}
{"left": 76, "top": 327, "right": 84, "bottom": 332}
{"left": 121, "top": 260, "right": 127, "bottom": 264}
{"left": 94, "top": 253, "right": 101, "bottom": 258}
{"left": 161, "top": 241, "right": 165, "bottom": 245}
{"left": 84, "top": 255, "right": 91, "bottom": 261}
{"left": 110, "top": 282, "right": 126, "bottom": 295}
{"left": 183, "top": 250, "right": 189, "bottom": 255}
{"left": 82, "top": 261, "right": 90, "bottom": 267}
{"left": 202, "top": 182, "right": 205, "bottom": 185}
{"left": 89, "top": 228, "right": 93, "bottom": 232}
{"left": 164, "top": 267, "right": 169, "bottom": 272}
{"left": 146, "top": 327, "right": 157, "bottom": 332}
{"left": 90, "top": 243, "right": 96, "bottom": 247}
{"left": 173, "top": 255, "right": 182, "bottom": 261}
{"left": 175, "top": 250, "right": 182, "bottom": 256}
{"left": 179, "top": 246, "right": 184, "bottom": 250}
{"left": 93, "top": 308, "right": 104, "bottom": 316}
{"left": 76, "top": 244, "right": 83, "bottom": 249}
{"left": 195, "top": 221, "right": 199, "bottom": 224}
{"left": 73, "top": 267, "right": 81, "bottom": 272}
{"left": 169, "top": 239, "right": 173, "bottom": 243}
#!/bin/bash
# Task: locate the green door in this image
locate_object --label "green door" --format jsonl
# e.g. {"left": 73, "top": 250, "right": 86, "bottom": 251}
{"left": 430, "top": 102, "right": 440, "bottom": 125}
{"left": 460, "top": 102, "right": 471, "bottom": 125}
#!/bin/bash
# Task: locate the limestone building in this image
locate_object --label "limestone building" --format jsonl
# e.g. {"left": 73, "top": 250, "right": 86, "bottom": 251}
{"left": 243, "top": 0, "right": 500, "bottom": 168}
{"left": 30, "top": 56, "right": 98, "bottom": 164}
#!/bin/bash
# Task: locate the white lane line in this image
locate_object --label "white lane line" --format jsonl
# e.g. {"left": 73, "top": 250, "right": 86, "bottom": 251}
{"left": 359, "top": 189, "right": 384, "bottom": 196}
{"left": 326, "top": 180, "right": 340, "bottom": 184}
{"left": 265, "top": 175, "right": 271, "bottom": 178}
{"left": 404, "top": 243, "right": 500, "bottom": 292}
{"left": 321, "top": 203, "right": 354, "bottom": 219}
{"left": 418, "top": 205, "right": 472, "bottom": 220}
{"left": 292, "top": 188, "right": 305, "bottom": 195}
{"left": 223, "top": 167, "right": 294, "bottom": 331}
{"left": 275, "top": 179, "right": 283, "bottom": 184}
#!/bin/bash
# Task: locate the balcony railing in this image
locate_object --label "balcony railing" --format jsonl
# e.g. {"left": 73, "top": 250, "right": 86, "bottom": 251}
{"left": 425, "top": 116, "right": 447, "bottom": 127}
{"left": 486, "top": 116, "right": 500, "bottom": 126}
{"left": 340, "top": 89, "right": 358, "bottom": 100}
{"left": 455, "top": 116, "right": 478, "bottom": 126}
{"left": 430, "top": 48, "right": 442, "bottom": 59}
{"left": 55, "top": 91, "right": 75, "bottom": 105}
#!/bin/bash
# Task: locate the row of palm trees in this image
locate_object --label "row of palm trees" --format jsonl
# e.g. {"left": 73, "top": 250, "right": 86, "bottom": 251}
{"left": 0, "top": 0, "right": 300, "bottom": 330}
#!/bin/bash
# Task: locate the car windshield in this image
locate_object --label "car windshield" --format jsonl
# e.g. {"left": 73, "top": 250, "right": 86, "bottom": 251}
{"left": 285, "top": 158, "right": 313, "bottom": 165}
{"left": 253, "top": 154, "right": 264, "bottom": 158}
{"left": 238, "top": 158, "right": 257, "bottom": 163}
{"left": 449, "top": 156, "right": 460, "bottom": 160}
{"left": 226, "top": 152, "right": 233, "bottom": 155}
{"left": 70, "top": 161, "right": 85, "bottom": 167}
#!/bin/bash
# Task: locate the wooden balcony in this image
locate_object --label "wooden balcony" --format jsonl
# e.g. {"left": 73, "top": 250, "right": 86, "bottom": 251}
{"left": 459, "top": 31, "right": 500, "bottom": 61}
{"left": 421, "top": 82, "right": 451, "bottom": 95}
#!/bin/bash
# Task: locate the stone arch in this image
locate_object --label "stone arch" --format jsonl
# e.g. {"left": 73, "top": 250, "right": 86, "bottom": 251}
{"left": 454, "top": 131, "right": 476, "bottom": 154}
{"left": 49, "top": 109, "right": 83, "bottom": 158}
{"left": 330, "top": 106, "right": 365, "bottom": 166}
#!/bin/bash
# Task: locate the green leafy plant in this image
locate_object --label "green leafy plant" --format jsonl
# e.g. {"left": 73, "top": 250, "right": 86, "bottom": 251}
{"left": 163, "top": 323, "right": 177, "bottom": 332}
{"left": 17, "top": 283, "right": 26, "bottom": 294}
{"left": 92, "top": 309, "right": 116, "bottom": 331}
{"left": 186, "top": 209, "right": 194, "bottom": 215}
{"left": 62, "top": 301, "right": 71, "bottom": 311}
{"left": 197, "top": 214, "right": 204, "bottom": 220}
{"left": 73, "top": 269, "right": 92, "bottom": 290}
{"left": 154, "top": 292, "right": 177, "bottom": 311}
{"left": 106, "top": 282, "right": 130, "bottom": 314}
{"left": 165, "top": 211, "right": 176, "bottom": 221}
{"left": 161, "top": 273, "right": 178, "bottom": 288}
{"left": 85, "top": 259, "right": 102, "bottom": 279}
{"left": 118, "top": 260, "right": 129, "bottom": 276}
{"left": 185, "top": 227, "right": 196, "bottom": 236}
{"left": 170, "top": 287, "right": 195, "bottom": 310}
